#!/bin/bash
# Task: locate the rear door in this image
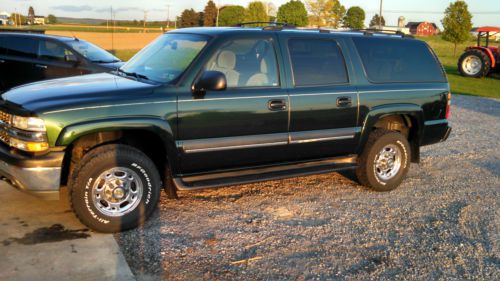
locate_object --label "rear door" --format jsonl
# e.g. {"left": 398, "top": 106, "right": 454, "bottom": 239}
{"left": 279, "top": 34, "right": 360, "bottom": 160}
{"left": 177, "top": 34, "right": 290, "bottom": 174}
{"left": 35, "top": 39, "right": 82, "bottom": 80}
{"left": 0, "top": 35, "right": 39, "bottom": 90}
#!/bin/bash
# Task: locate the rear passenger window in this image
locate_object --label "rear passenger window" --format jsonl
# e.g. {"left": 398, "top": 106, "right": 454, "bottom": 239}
{"left": 3, "top": 37, "right": 37, "bottom": 58}
{"left": 352, "top": 37, "right": 446, "bottom": 83}
{"left": 288, "top": 39, "right": 348, "bottom": 86}
{"left": 38, "top": 40, "right": 73, "bottom": 61}
{"left": 205, "top": 38, "right": 279, "bottom": 88}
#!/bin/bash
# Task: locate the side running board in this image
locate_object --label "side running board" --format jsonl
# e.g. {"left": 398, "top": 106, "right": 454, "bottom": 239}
{"left": 173, "top": 155, "right": 357, "bottom": 190}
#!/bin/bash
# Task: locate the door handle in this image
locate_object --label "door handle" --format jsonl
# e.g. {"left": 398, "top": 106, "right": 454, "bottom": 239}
{"left": 35, "top": 64, "right": 48, "bottom": 69}
{"left": 268, "top": 99, "right": 287, "bottom": 111}
{"left": 336, "top": 96, "right": 352, "bottom": 107}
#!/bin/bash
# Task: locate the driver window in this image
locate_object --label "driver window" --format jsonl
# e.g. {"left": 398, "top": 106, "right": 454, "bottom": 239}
{"left": 205, "top": 38, "right": 279, "bottom": 88}
{"left": 38, "top": 40, "right": 73, "bottom": 62}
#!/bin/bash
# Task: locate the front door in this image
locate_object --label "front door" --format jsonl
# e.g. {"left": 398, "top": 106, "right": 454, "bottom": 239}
{"left": 35, "top": 39, "right": 82, "bottom": 80}
{"left": 280, "top": 35, "right": 359, "bottom": 161}
{"left": 177, "top": 35, "right": 290, "bottom": 174}
{"left": 0, "top": 36, "right": 39, "bottom": 90}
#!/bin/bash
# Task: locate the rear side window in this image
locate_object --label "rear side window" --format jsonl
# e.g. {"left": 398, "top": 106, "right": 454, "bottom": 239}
{"left": 288, "top": 38, "right": 348, "bottom": 86}
{"left": 3, "top": 37, "right": 37, "bottom": 58}
{"left": 352, "top": 37, "right": 446, "bottom": 83}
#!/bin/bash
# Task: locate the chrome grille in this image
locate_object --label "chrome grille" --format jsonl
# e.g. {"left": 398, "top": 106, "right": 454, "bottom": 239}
{"left": 0, "top": 110, "right": 11, "bottom": 145}
{"left": 0, "top": 110, "right": 11, "bottom": 125}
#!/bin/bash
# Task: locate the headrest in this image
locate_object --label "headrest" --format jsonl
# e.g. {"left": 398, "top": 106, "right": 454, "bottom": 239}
{"left": 217, "top": 50, "right": 236, "bottom": 69}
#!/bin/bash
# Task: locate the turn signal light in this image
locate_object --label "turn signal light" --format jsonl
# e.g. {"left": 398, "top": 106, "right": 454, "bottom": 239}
{"left": 10, "top": 138, "right": 49, "bottom": 152}
{"left": 445, "top": 92, "right": 451, "bottom": 119}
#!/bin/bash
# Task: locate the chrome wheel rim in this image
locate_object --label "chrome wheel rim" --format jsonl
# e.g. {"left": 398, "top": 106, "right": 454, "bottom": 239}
{"left": 462, "top": 55, "right": 482, "bottom": 75}
{"left": 374, "top": 144, "right": 402, "bottom": 181}
{"left": 91, "top": 167, "right": 143, "bottom": 217}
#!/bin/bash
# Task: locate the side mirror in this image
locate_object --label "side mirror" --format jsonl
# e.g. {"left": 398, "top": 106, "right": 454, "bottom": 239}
{"left": 193, "top": 71, "right": 227, "bottom": 94}
{"left": 65, "top": 54, "right": 79, "bottom": 64}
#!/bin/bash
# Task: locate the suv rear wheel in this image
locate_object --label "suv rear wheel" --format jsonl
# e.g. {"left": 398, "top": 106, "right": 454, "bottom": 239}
{"left": 356, "top": 129, "right": 410, "bottom": 191}
{"left": 70, "top": 144, "right": 161, "bottom": 233}
{"left": 458, "top": 49, "right": 491, "bottom": 78}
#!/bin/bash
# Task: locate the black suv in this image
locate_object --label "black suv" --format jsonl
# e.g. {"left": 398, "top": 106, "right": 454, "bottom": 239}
{"left": 0, "top": 33, "right": 123, "bottom": 91}
{"left": 0, "top": 25, "right": 451, "bottom": 232}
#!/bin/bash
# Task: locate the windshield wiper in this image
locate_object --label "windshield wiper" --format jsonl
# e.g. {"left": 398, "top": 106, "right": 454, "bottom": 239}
{"left": 116, "top": 69, "right": 151, "bottom": 81}
{"left": 93, "top": 59, "right": 120, "bottom": 63}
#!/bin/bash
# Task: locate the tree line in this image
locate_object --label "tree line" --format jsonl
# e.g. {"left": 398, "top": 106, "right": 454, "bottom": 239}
{"left": 178, "top": 0, "right": 374, "bottom": 29}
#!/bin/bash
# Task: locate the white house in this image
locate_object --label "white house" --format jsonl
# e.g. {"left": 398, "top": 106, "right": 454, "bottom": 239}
{"left": 0, "top": 11, "right": 10, "bottom": 25}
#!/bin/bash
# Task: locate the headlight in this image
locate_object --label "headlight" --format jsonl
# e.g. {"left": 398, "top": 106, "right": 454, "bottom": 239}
{"left": 0, "top": 114, "right": 49, "bottom": 153}
{"left": 12, "top": 116, "right": 47, "bottom": 132}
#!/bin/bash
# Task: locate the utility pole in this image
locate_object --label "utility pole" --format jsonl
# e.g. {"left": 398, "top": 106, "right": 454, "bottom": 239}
{"left": 216, "top": 0, "right": 220, "bottom": 27}
{"left": 378, "top": 0, "right": 383, "bottom": 29}
{"left": 143, "top": 10, "right": 148, "bottom": 32}
{"left": 110, "top": 6, "right": 114, "bottom": 52}
{"left": 166, "top": 3, "right": 171, "bottom": 29}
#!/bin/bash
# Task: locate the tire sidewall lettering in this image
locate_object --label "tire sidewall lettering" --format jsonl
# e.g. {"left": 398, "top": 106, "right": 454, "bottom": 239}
{"left": 84, "top": 177, "right": 110, "bottom": 224}
{"left": 131, "top": 162, "right": 152, "bottom": 205}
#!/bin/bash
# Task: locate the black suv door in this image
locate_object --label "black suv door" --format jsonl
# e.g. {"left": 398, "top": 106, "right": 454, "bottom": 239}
{"left": 0, "top": 35, "right": 39, "bottom": 90}
{"left": 279, "top": 34, "right": 359, "bottom": 160}
{"left": 177, "top": 34, "right": 289, "bottom": 173}
{"left": 35, "top": 39, "right": 82, "bottom": 80}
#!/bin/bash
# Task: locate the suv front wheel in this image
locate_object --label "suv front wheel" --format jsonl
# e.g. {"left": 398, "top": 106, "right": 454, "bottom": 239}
{"left": 356, "top": 129, "right": 410, "bottom": 191}
{"left": 70, "top": 144, "right": 161, "bottom": 232}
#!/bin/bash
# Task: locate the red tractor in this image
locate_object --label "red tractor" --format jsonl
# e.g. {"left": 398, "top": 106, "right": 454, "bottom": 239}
{"left": 458, "top": 26, "right": 500, "bottom": 78}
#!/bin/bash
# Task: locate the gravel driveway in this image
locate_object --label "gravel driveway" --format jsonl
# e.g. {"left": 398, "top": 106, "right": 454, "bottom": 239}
{"left": 115, "top": 94, "right": 499, "bottom": 280}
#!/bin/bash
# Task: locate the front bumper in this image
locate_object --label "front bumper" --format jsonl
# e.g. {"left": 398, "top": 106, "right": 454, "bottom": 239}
{"left": 0, "top": 144, "right": 64, "bottom": 200}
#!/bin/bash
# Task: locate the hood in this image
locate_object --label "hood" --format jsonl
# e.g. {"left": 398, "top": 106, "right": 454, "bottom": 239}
{"left": 97, "top": 61, "right": 126, "bottom": 70}
{"left": 1, "top": 73, "right": 158, "bottom": 114}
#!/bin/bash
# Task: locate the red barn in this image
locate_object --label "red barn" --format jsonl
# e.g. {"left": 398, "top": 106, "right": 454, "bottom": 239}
{"left": 406, "top": 22, "right": 439, "bottom": 36}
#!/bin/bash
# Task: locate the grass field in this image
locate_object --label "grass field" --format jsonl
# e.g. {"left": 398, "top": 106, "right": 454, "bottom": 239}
{"left": 420, "top": 36, "right": 499, "bottom": 99}
{"left": 0, "top": 24, "right": 163, "bottom": 33}
{"left": 110, "top": 35, "right": 499, "bottom": 99}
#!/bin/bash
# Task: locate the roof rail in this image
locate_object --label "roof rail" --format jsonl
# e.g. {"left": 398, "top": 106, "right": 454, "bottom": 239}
{"left": 352, "top": 28, "right": 414, "bottom": 38}
{"left": 235, "top": 22, "right": 296, "bottom": 31}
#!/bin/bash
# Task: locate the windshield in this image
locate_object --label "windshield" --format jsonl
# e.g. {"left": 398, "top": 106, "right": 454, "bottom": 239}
{"left": 119, "top": 33, "right": 209, "bottom": 83}
{"left": 68, "top": 40, "right": 119, "bottom": 63}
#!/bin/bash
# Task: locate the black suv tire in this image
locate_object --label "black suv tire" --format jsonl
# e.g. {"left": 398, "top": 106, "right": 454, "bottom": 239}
{"left": 70, "top": 144, "right": 161, "bottom": 233}
{"left": 356, "top": 129, "right": 410, "bottom": 191}
{"left": 458, "top": 49, "right": 491, "bottom": 78}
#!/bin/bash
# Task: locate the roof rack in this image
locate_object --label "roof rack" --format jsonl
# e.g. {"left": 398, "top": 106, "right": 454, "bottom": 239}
{"left": 235, "top": 22, "right": 296, "bottom": 31}
{"left": 352, "top": 28, "right": 414, "bottom": 38}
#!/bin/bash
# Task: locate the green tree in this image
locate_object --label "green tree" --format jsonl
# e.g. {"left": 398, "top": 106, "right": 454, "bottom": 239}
{"left": 306, "top": 0, "right": 345, "bottom": 28}
{"left": 441, "top": 0, "right": 473, "bottom": 56}
{"left": 203, "top": 0, "right": 218, "bottom": 26}
{"left": 28, "top": 6, "right": 35, "bottom": 24}
{"left": 218, "top": 5, "right": 246, "bottom": 26}
{"left": 9, "top": 13, "right": 26, "bottom": 25}
{"left": 369, "top": 14, "right": 385, "bottom": 28}
{"left": 179, "top": 9, "right": 200, "bottom": 28}
{"left": 245, "top": 1, "right": 268, "bottom": 24}
{"left": 343, "top": 6, "right": 365, "bottom": 29}
{"left": 47, "top": 14, "right": 57, "bottom": 24}
{"left": 277, "top": 0, "right": 308, "bottom": 27}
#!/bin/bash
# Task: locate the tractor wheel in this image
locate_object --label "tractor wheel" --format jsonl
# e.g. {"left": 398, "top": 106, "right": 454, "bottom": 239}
{"left": 458, "top": 49, "right": 491, "bottom": 78}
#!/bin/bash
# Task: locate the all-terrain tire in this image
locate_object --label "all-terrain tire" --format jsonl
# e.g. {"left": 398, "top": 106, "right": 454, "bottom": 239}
{"left": 69, "top": 144, "right": 161, "bottom": 233}
{"left": 356, "top": 129, "right": 411, "bottom": 191}
{"left": 458, "top": 49, "right": 491, "bottom": 78}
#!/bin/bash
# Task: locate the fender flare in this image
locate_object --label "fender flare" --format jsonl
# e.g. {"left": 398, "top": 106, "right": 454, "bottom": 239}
{"left": 357, "top": 104, "right": 424, "bottom": 157}
{"left": 56, "top": 117, "right": 180, "bottom": 172}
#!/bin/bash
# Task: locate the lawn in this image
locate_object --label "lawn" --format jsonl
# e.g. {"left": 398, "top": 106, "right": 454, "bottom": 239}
{"left": 419, "top": 36, "right": 499, "bottom": 99}
{"left": 113, "top": 36, "right": 499, "bottom": 99}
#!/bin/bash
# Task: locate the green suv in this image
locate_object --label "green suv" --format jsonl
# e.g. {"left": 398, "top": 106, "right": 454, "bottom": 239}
{"left": 0, "top": 25, "right": 452, "bottom": 232}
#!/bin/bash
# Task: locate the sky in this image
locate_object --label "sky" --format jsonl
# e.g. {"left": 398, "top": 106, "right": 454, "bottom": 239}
{"left": 1, "top": 0, "right": 499, "bottom": 28}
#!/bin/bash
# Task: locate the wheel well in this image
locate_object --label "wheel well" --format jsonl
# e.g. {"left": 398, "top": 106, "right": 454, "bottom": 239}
{"left": 61, "top": 130, "right": 168, "bottom": 186}
{"left": 373, "top": 114, "right": 420, "bottom": 163}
